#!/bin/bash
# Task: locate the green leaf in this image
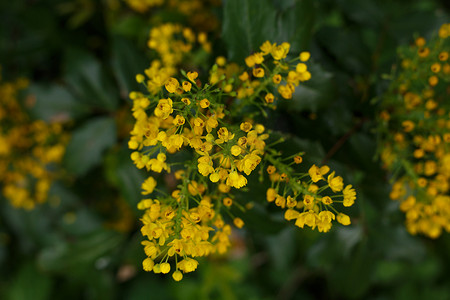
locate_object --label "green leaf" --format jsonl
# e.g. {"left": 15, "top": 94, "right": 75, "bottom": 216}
{"left": 265, "top": 227, "right": 296, "bottom": 276}
{"left": 110, "top": 15, "right": 149, "bottom": 40}
{"left": 110, "top": 36, "right": 147, "bottom": 98}
{"left": 63, "top": 48, "right": 119, "bottom": 111}
{"left": 335, "top": 0, "right": 384, "bottom": 27}
{"left": 275, "top": 0, "right": 315, "bottom": 52}
{"left": 6, "top": 263, "right": 52, "bottom": 300}
{"left": 26, "top": 83, "right": 89, "bottom": 122}
{"left": 125, "top": 275, "right": 171, "bottom": 300}
{"left": 270, "top": 133, "right": 326, "bottom": 165}
{"left": 104, "top": 147, "right": 146, "bottom": 214}
{"left": 222, "top": 0, "right": 276, "bottom": 63}
{"left": 316, "top": 26, "right": 371, "bottom": 75}
{"left": 284, "top": 61, "right": 335, "bottom": 113}
{"left": 38, "top": 230, "right": 123, "bottom": 275}
{"left": 64, "top": 117, "right": 117, "bottom": 176}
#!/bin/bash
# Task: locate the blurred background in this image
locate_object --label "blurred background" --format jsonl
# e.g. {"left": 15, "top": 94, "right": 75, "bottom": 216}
{"left": 1, "top": 0, "right": 450, "bottom": 299}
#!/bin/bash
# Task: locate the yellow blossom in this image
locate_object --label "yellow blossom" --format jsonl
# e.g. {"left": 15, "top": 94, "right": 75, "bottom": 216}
{"left": 327, "top": 171, "right": 344, "bottom": 192}
{"left": 142, "top": 176, "right": 157, "bottom": 195}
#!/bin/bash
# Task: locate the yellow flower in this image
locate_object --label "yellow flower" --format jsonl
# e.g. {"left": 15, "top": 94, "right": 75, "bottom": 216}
{"left": 178, "top": 258, "right": 198, "bottom": 273}
{"left": 295, "top": 210, "right": 316, "bottom": 229}
{"left": 182, "top": 81, "right": 192, "bottom": 92}
{"left": 137, "top": 199, "right": 153, "bottom": 210}
{"left": 165, "top": 77, "right": 179, "bottom": 93}
{"left": 206, "top": 117, "right": 218, "bottom": 132}
{"left": 343, "top": 185, "right": 356, "bottom": 207}
{"left": 272, "top": 74, "right": 282, "bottom": 84}
{"left": 418, "top": 47, "right": 430, "bottom": 58}
{"left": 172, "top": 270, "right": 183, "bottom": 281}
{"left": 239, "top": 71, "right": 249, "bottom": 81}
{"left": 308, "top": 164, "right": 329, "bottom": 182}
{"left": 428, "top": 75, "right": 438, "bottom": 86}
{"left": 147, "top": 153, "right": 168, "bottom": 173}
{"left": 253, "top": 67, "right": 265, "bottom": 78}
{"left": 260, "top": 40, "right": 273, "bottom": 55}
{"left": 223, "top": 197, "right": 233, "bottom": 207}
{"left": 284, "top": 209, "right": 300, "bottom": 220}
{"left": 253, "top": 52, "right": 264, "bottom": 64}
{"left": 152, "top": 264, "right": 161, "bottom": 274}
{"left": 265, "top": 93, "right": 274, "bottom": 103}
{"left": 216, "top": 56, "right": 226, "bottom": 66}
{"left": 136, "top": 74, "right": 145, "bottom": 83}
{"left": 160, "top": 262, "right": 171, "bottom": 274}
{"left": 216, "top": 127, "right": 235, "bottom": 144}
{"left": 278, "top": 85, "right": 292, "bottom": 99}
{"left": 275, "top": 195, "right": 286, "bottom": 208}
{"left": 327, "top": 171, "right": 344, "bottom": 192}
{"left": 141, "top": 177, "right": 157, "bottom": 195}
{"left": 197, "top": 155, "right": 214, "bottom": 175}
{"left": 431, "top": 63, "right": 441, "bottom": 73}
{"left": 238, "top": 153, "right": 261, "bottom": 175}
{"left": 187, "top": 71, "right": 198, "bottom": 82}
{"left": 173, "top": 115, "right": 185, "bottom": 126}
{"left": 143, "top": 258, "right": 154, "bottom": 271}
{"left": 209, "top": 172, "right": 220, "bottom": 182}
{"left": 439, "top": 51, "right": 449, "bottom": 61}
{"left": 401, "top": 120, "right": 415, "bottom": 132}
{"left": 415, "top": 37, "right": 426, "bottom": 47}
{"left": 245, "top": 55, "right": 256, "bottom": 67}
{"left": 230, "top": 145, "right": 242, "bottom": 156}
{"left": 337, "top": 213, "right": 351, "bottom": 225}
{"left": 240, "top": 122, "right": 252, "bottom": 132}
{"left": 226, "top": 171, "right": 247, "bottom": 188}
{"left": 199, "top": 98, "right": 210, "bottom": 108}
{"left": 286, "top": 196, "right": 297, "bottom": 208}
{"left": 154, "top": 98, "right": 173, "bottom": 119}
{"left": 318, "top": 211, "right": 335, "bottom": 223}
{"left": 266, "top": 188, "right": 277, "bottom": 202}
{"left": 233, "top": 217, "right": 244, "bottom": 228}
{"left": 266, "top": 165, "right": 276, "bottom": 174}
{"left": 303, "top": 194, "right": 315, "bottom": 209}
{"left": 322, "top": 196, "right": 333, "bottom": 205}
{"left": 271, "top": 42, "right": 290, "bottom": 60}
{"left": 181, "top": 97, "right": 191, "bottom": 105}
{"left": 296, "top": 63, "right": 307, "bottom": 73}
{"left": 299, "top": 51, "right": 310, "bottom": 62}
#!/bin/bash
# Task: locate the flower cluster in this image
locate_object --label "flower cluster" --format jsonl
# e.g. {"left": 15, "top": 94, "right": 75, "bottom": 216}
{"left": 147, "top": 23, "right": 211, "bottom": 67}
{"left": 0, "top": 72, "right": 68, "bottom": 209}
{"left": 129, "top": 35, "right": 356, "bottom": 279}
{"left": 265, "top": 152, "right": 355, "bottom": 233}
{"left": 377, "top": 23, "right": 450, "bottom": 238}
{"left": 125, "top": 0, "right": 220, "bottom": 32}
{"left": 137, "top": 171, "right": 232, "bottom": 281}
{"left": 136, "top": 23, "right": 210, "bottom": 95}
{"left": 209, "top": 41, "right": 312, "bottom": 107}
{"left": 125, "top": 0, "right": 164, "bottom": 13}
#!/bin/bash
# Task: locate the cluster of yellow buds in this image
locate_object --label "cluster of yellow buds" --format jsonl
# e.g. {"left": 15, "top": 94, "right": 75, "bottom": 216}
{"left": 243, "top": 41, "right": 311, "bottom": 101}
{"left": 125, "top": 0, "right": 164, "bottom": 13}
{"left": 125, "top": 0, "right": 220, "bottom": 32}
{"left": 378, "top": 23, "right": 450, "bottom": 238}
{"left": 148, "top": 23, "right": 211, "bottom": 66}
{"left": 0, "top": 71, "right": 69, "bottom": 209}
{"left": 209, "top": 41, "right": 312, "bottom": 108}
{"left": 136, "top": 23, "right": 210, "bottom": 95}
{"left": 265, "top": 152, "right": 355, "bottom": 233}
